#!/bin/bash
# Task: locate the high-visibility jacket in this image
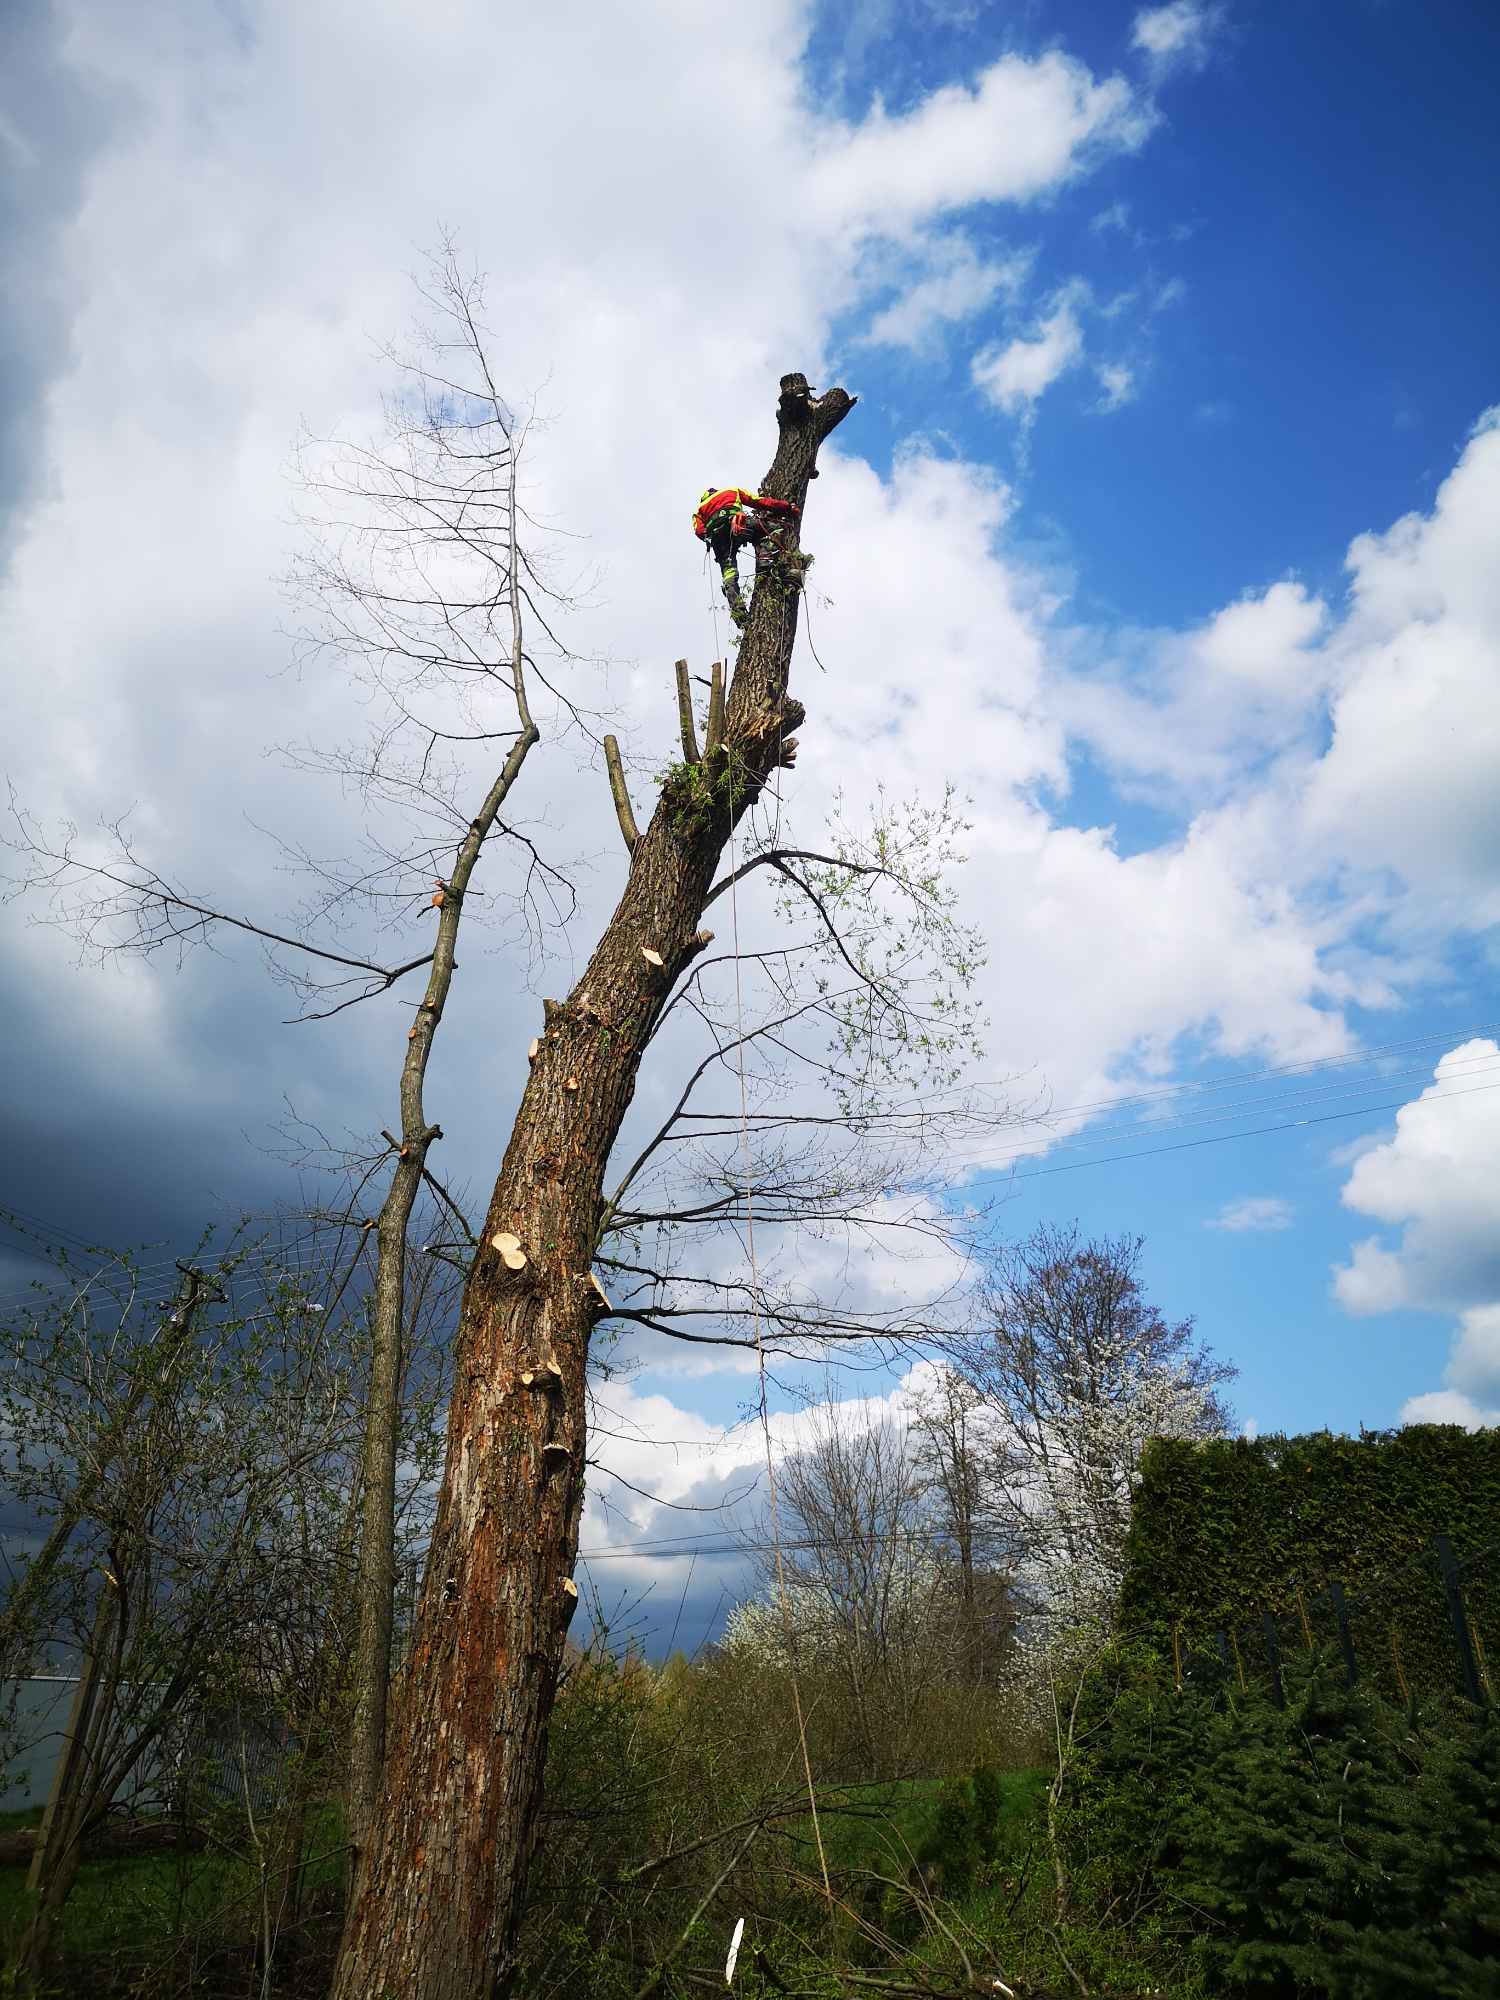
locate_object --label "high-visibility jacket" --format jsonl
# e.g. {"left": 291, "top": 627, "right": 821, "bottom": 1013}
{"left": 692, "top": 487, "right": 799, "bottom": 541}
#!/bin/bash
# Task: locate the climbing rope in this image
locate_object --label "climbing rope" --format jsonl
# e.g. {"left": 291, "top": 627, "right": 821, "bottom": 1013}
{"left": 707, "top": 542, "right": 832, "bottom": 1907}
{"left": 725, "top": 798, "right": 831, "bottom": 1907}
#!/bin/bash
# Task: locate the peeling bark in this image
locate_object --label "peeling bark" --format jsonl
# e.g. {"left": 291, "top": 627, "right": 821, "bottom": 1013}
{"left": 331, "top": 373, "right": 853, "bottom": 2000}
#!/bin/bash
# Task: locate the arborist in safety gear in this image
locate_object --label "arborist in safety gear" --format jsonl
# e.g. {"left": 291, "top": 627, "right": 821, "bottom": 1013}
{"left": 692, "top": 486, "right": 801, "bottom": 629}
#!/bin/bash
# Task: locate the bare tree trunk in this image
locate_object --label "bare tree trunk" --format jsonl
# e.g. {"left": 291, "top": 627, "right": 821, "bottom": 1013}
{"left": 21, "top": 1584, "right": 117, "bottom": 1980}
{"left": 331, "top": 373, "right": 852, "bottom": 2000}
{"left": 345, "top": 711, "right": 539, "bottom": 1875}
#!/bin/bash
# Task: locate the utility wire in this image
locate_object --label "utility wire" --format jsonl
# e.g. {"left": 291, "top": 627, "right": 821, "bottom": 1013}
{"left": 1005, "top": 1077, "right": 1500, "bottom": 1181}
{"left": 5, "top": 1070, "right": 1494, "bottom": 1314}
{"left": 680, "top": 1051, "right": 1500, "bottom": 1174}
{"left": 5, "top": 1026, "right": 1497, "bottom": 1302}
{"left": 876, "top": 1018, "right": 1500, "bottom": 1127}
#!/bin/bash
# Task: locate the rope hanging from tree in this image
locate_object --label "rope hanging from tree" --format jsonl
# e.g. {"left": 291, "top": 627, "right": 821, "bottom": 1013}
{"left": 709, "top": 565, "right": 832, "bottom": 1914}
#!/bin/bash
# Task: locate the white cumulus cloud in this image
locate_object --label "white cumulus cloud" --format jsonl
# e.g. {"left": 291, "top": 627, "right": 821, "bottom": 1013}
{"left": 972, "top": 288, "right": 1086, "bottom": 416}
{"left": 1302, "top": 409, "right": 1500, "bottom": 928}
{"left": 1333, "top": 1040, "right": 1500, "bottom": 1314}
{"left": 1132, "top": 2, "right": 1219, "bottom": 70}
{"left": 1399, "top": 1388, "right": 1500, "bottom": 1431}
{"left": 1332, "top": 1041, "right": 1500, "bottom": 1428}
{"left": 809, "top": 49, "right": 1153, "bottom": 233}
{"left": 1058, "top": 579, "right": 1332, "bottom": 800}
{"left": 863, "top": 238, "right": 1033, "bottom": 351}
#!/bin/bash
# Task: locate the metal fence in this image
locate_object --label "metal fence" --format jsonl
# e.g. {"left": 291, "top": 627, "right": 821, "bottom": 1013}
{"left": 0, "top": 1681, "right": 299, "bottom": 1820}
{"left": 174, "top": 1704, "right": 298, "bottom": 1817}
{"left": 1171, "top": 1529, "right": 1497, "bottom": 1710}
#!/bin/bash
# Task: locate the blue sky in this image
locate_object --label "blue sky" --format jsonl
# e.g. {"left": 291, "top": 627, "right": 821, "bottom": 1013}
{"left": 782, "top": 0, "right": 1500, "bottom": 1443}
{"left": 807, "top": 6, "right": 1488, "bottom": 1424}
{"left": 822, "top": 0, "right": 1499, "bottom": 625}
{"left": 3, "top": 0, "right": 1499, "bottom": 1644}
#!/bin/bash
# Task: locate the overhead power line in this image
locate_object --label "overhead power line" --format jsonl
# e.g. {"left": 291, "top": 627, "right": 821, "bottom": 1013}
{"left": 887, "top": 1017, "right": 1500, "bottom": 1127}
{"left": 1006, "top": 1077, "right": 1500, "bottom": 1181}
{"left": 3, "top": 1021, "right": 1496, "bottom": 1307}
{"left": 925, "top": 1050, "right": 1500, "bottom": 1176}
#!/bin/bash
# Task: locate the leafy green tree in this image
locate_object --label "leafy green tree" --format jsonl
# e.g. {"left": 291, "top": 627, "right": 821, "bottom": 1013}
{"left": 1069, "top": 1644, "right": 1500, "bottom": 1999}
{"left": 1173, "top": 1665, "right": 1399, "bottom": 1992}
{"left": 1321, "top": 1700, "right": 1500, "bottom": 2000}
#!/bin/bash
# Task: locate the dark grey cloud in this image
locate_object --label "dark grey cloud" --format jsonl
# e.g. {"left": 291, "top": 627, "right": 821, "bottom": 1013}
{"left": 579, "top": 1459, "right": 765, "bottom": 1660}
{"left": 0, "top": 914, "right": 394, "bottom": 1281}
{"left": 0, "top": 1, "right": 132, "bottom": 572}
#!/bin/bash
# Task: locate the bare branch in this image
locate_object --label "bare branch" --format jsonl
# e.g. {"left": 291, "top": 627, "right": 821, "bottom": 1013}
{"left": 3, "top": 801, "right": 436, "bottom": 1010}
{"left": 702, "top": 846, "right": 891, "bottom": 910}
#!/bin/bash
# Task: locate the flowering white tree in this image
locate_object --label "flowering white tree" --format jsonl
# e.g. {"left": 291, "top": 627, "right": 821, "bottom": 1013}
{"left": 946, "top": 1224, "right": 1235, "bottom": 1635}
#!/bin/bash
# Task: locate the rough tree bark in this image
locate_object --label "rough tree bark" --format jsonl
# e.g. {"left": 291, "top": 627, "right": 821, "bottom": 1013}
{"left": 345, "top": 566, "right": 540, "bottom": 1877}
{"left": 331, "top": 372, "right": 854, "bottom": 2000}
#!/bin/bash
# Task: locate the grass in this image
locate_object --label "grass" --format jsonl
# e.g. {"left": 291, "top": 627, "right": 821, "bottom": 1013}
{"left": 0, "top": 1806, "right": 346, "bottom": 1990}
{"left": 810, "top": 1767, "right": 1048, "bottom": 1874}
{"left": 761, "top": 1769, "right": 1200, "bottom": 2000}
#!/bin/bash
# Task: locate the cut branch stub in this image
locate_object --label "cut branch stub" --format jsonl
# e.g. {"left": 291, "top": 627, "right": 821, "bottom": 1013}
{"left": 680, "top": 928, "right": 715, "bottom": 973}
{"left": 762, "top": 376, "right": 857, "bottom": 507}
{"left": 559, "top": 1577, "right": 579, "bottom": 1624}
{"left": 489, "top": 1231, "right": 528, "bottom": 1271}
{"left": 640, "top": 946, "right": 664, "bottom": 968}
{"left": 674, "top": 659, "right": 701, "bottom": 765}
{"left": 527, "top": 1037, "right": 540, "bottom": 1062}
{"left": 602, "top": 735, "right": 640, "bottom": 854}
{"left": 586, "top": 1271, "right": 611, "bottom": 1313}
{"left": 704, "top": 661, "right": 726, "bottom": 758}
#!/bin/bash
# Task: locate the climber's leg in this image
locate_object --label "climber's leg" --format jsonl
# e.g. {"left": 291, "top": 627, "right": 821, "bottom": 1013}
{"left": 711, "top": 531, "right": 747, "bottom": 627}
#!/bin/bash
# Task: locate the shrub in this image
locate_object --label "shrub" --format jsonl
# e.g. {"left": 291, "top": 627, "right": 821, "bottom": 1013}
{"left": 1066, "top": 1647, "right": 1500, "bottom": 1998}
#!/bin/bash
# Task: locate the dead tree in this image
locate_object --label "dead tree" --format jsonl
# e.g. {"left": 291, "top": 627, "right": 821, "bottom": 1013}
{"left": 10, "top": 308, "right": 1013, "bottom": 1989}
{"left": 329, "top": 372, "right": 854, "bottom": 1999}
{"left": 305, "top": 337, "right": 546, "bottom": 1874}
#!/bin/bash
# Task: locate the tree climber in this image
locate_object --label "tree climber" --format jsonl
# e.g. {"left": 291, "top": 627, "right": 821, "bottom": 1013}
{"left": 692, "top": 485, "right": 801, "bottom": 628}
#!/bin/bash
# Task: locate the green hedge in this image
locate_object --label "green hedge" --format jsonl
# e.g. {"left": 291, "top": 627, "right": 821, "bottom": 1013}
{"left": 1118, "top": 1426, "right": 1500, "bottom": 1704}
